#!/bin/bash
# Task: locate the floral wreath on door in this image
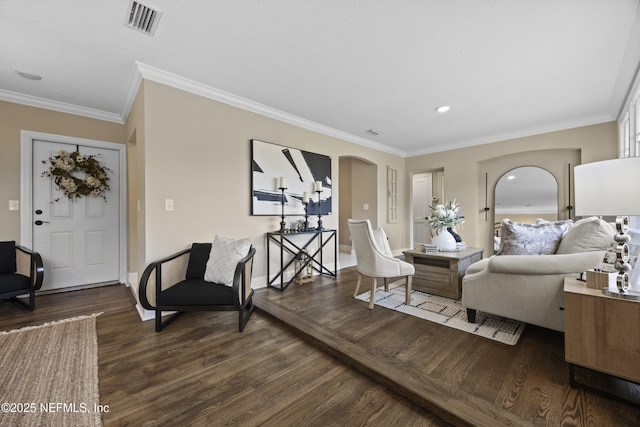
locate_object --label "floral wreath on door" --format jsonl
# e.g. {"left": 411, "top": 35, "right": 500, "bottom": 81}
{"left": 42, "top": 150, "right": 111, "bottom": 202}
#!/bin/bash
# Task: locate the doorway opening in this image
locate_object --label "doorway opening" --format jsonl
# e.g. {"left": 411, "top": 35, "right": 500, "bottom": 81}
{"left": 338, "top": 156, "right": 377, "bottom": 268}
{"left": 20, "top": 131, "right": 127, "bottom": 291}
{"left": 410, "top": 169, "right": 444, "bottom": 249}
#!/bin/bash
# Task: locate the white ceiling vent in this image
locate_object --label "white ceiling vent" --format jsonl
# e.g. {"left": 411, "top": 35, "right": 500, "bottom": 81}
{"left": 126, "top": 1, "right": 162, "bottom": 36}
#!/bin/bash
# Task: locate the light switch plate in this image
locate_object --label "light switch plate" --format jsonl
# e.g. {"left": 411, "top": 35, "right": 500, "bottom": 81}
{"left": 164, "top": 199, "right": 174, "bottom": 211}
{"left": 9, "top": 200, "right": 19, "bottom": 211}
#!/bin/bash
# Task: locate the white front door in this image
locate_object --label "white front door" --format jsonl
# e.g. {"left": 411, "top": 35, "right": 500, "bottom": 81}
{"left": 32, "top": 140, "right": 120, "bottom": 291}
{"left": 412, "top": 172, "right": 433, "bottom": 247}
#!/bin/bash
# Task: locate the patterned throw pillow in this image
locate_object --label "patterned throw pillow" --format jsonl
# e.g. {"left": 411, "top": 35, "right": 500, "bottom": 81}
{"left": 497, "top": 219, "right": 573, "bottom": 255}
{"left": 204, "top": 235, "right": 251, "bottom": 286}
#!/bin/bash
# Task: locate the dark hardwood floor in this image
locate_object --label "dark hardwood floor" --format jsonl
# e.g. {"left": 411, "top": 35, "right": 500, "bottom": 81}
{"left": 0, "top": 283, "right": 444, "bottom": 426}
{"left": 0, "top": 266, "right": 638, "bottom": 426}
{"left": 254, "top": 267, "right": 639, "bottom": 427}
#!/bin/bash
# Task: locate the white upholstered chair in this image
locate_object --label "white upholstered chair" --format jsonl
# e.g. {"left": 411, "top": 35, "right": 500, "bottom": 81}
{"left": 347, "top": 219, "right": 415, "bottom": 309}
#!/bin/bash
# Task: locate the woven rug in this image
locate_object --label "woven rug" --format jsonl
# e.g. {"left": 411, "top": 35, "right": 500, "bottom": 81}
{"left": 356, "top": 285, "right": 525, "bottom": 345}
{"left": 0, "top": 314, "right": 103, "bottom": 426}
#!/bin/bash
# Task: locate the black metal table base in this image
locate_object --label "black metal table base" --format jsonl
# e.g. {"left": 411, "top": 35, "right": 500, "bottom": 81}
{"left": 569, "top": 364, "right": 640, "bottom": 407}
{"left": 266, "top": 229, "right": 337, "bottom": 292}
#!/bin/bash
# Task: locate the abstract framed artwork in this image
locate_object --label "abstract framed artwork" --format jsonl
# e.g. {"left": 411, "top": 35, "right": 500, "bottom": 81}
{"left": 251, "top": 139, "right": 332, "bottom": 216}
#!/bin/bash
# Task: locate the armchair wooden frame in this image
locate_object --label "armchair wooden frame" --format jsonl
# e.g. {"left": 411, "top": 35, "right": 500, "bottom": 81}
{"left": 139, "top": 246, "right": 256, "bottom": 332}
{"left": 347, "top": 219, "right": 414, "bottom": 309}
{"left": 0, "top": 245, "right": 44, "bottom": 311}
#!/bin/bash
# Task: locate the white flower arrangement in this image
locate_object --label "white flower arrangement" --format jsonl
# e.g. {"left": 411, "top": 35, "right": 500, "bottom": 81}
{"left": 427, "top": 199, "right": 464, "bottom": 234}
{"left": 42, "top": 150, "right": 111, "bottom": 202}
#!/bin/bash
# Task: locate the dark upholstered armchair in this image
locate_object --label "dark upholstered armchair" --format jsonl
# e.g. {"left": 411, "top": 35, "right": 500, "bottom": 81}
{"left": 139, "top": 242, "right": 256, "bottom": 332}
{"left": 0, "top": 241, "right": 45, "bottom": 311}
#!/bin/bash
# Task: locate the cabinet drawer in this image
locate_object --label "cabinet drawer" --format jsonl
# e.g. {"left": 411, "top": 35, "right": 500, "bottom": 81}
{"left": 458, "top": 253, "right": 482, "bottom": 272}
{"left": 413, "top": 264, "right": 459, "bottom": 297}
{"left": 414, "top": 269, "right": 455, "bottom": 295}
{"left": 413, "top": 256, "right": 451, "bottom": 270}
{"left": 415, "top": 269, "right": 451, "bottom": 286}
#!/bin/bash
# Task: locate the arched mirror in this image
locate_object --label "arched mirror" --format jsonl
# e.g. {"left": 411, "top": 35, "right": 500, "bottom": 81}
{"left": 494, "top": 166, "right": 558, "bottom": 248}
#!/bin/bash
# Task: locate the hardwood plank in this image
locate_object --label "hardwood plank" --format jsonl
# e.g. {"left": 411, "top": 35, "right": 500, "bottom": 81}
{"left": 256, "top": 289, "right": 531, "bottom": 427}
{"left": 0, "top": 284, "right": 446, "bottom": 426}
{"left": 255, "top": 266, "right": 640, "bottom": 427}
{"left": 2, "top": 265, "right": 639, "bottom": 426}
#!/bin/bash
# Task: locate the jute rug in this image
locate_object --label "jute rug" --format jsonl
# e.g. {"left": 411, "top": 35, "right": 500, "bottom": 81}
{"left": 0, "top": 313, "right": 103, "bottom": 426}
{"left": 356, "top": 285, "right": 525, "bottom": 345}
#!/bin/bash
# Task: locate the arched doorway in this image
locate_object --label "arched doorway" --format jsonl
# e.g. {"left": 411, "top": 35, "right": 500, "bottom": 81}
{"left": 338, "top": 156, "right": 377, "bottom": 267}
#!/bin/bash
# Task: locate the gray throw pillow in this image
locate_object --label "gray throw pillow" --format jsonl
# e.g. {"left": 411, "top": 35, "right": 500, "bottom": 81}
{"left": 497, "top": 219, "right": 573, "bottom": 255}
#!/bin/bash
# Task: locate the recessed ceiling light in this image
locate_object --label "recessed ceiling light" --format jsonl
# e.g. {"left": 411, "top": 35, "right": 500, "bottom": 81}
{"left": 15, "top": 70, "right": 42, "bottom": 81}
{"left": 435, "top": 105, "right": 450, "bottom": 113}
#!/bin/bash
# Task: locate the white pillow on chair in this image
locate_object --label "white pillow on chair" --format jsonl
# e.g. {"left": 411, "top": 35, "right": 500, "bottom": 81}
{"left": 204, "top": 235, "right": 251, "bottom": 286}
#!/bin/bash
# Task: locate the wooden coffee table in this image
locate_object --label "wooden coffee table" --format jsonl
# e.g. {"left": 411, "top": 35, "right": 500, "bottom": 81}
{"left": 402, "top": 247, "right": 483, "bottom": 300}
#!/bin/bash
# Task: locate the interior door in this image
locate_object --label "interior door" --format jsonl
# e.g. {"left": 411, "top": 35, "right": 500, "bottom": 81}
{"left": 32, "top": 140, "right": 120, "bottom": 291}
{"left": 412, "top": 173, "right": 433, "bottom": 247}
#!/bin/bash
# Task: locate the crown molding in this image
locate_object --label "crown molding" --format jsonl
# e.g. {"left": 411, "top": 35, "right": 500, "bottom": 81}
{"left": 132, "top": 62, "right": 408, "bottom": 157}
{"left": 406, "top": 113, "right": 615, "bottom": 157}
{"left": 2, "top": 60, "right": 621, "bottom": 159}
{"left": 0, "top": 88, "right": 124, "bottom": 124}
{"left": 120, "top": 63, "right": 144, "bottom": 121}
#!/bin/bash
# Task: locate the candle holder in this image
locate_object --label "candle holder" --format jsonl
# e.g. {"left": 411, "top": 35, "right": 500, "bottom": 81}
{"left": 279, "top": 187, "right": 287, "bottom": 233}
{"left": 303, "top": 202, "right": 310, "bottom": 230}
{"left": 316, "top": 190, "right": 324, "bottom": 230}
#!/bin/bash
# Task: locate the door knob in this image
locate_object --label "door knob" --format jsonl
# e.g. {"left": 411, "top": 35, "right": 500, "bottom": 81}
{"left": 35, "top": 209, "right": 43, "bottom": 215}
{"left": 34, "top": 220, "right": 50, "bottom": 226}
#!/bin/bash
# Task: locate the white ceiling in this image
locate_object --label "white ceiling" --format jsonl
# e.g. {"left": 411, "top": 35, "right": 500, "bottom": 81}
{"left": 2, "top": 0, "right": 640, "bottom": 157}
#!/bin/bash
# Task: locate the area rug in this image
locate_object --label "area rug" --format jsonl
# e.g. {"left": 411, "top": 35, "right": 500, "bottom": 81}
{"left": 0, "top": 313, "right": 103, "bottom": 426}
{"left": 356, "top": 285, "right": 524, "bottom": 345}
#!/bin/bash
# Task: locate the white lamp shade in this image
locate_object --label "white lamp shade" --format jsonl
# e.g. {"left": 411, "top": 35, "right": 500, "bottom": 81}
{"left": 574, "top": 157, "right": 640, "bottom": 216}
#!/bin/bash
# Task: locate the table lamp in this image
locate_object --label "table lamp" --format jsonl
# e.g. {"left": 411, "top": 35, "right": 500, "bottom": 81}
{"left": 574, "top": 156, "right": 640, "bottom": 300}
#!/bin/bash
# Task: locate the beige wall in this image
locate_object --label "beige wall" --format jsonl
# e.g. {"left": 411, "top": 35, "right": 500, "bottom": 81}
{"left": 2, "top": 86, "right": 620, "bottom": 292}
{"left": 0, "top": 85, "right": 406, "bottom": 293}
{"left": 137, "top": 81, "right": 407, "bottom": 286}
{"left": 406, "top": 122, "right": 619, "bottom": 256}
{"left": 338, "top": 159, "right": 352, "bottom": 247}
{"left": 350, "top": 158, "right": 378, "bottom": 228}
{"left": 124, "top": 85, "right": 146, "bottom": 279}
{"left": 338, "top": 157, "right": 378, "bottom": 249}
{"left": 0, "top": 101, "right": 126, "bottom": 243}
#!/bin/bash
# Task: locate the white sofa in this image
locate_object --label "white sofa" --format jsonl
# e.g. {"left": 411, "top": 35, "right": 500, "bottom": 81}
{"left": 462, "top": 217, "right": 615, "bottom": 332}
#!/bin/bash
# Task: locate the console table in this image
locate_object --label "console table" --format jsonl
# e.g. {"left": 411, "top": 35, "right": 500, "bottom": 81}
{"left": 402, "top": 247, "right": 483, "bottom": 300}
{"left": 564, "top": 277, "right": 640, "bottom": 404}
{"left": 266, "top": 229, "right": 337, "bottom": 291}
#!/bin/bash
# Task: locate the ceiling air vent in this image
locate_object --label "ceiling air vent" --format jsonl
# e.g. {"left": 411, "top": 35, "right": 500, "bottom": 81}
{"left": 126, "top": 1, "right": 162, "bottom": 36}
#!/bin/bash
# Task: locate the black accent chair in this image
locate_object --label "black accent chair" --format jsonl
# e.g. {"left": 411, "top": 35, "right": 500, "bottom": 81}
{"left": 0, "top": 241, "right": 45, "bottom": 311}
{"left": 139, "top": 243, "right": 256, "bottom": 332}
